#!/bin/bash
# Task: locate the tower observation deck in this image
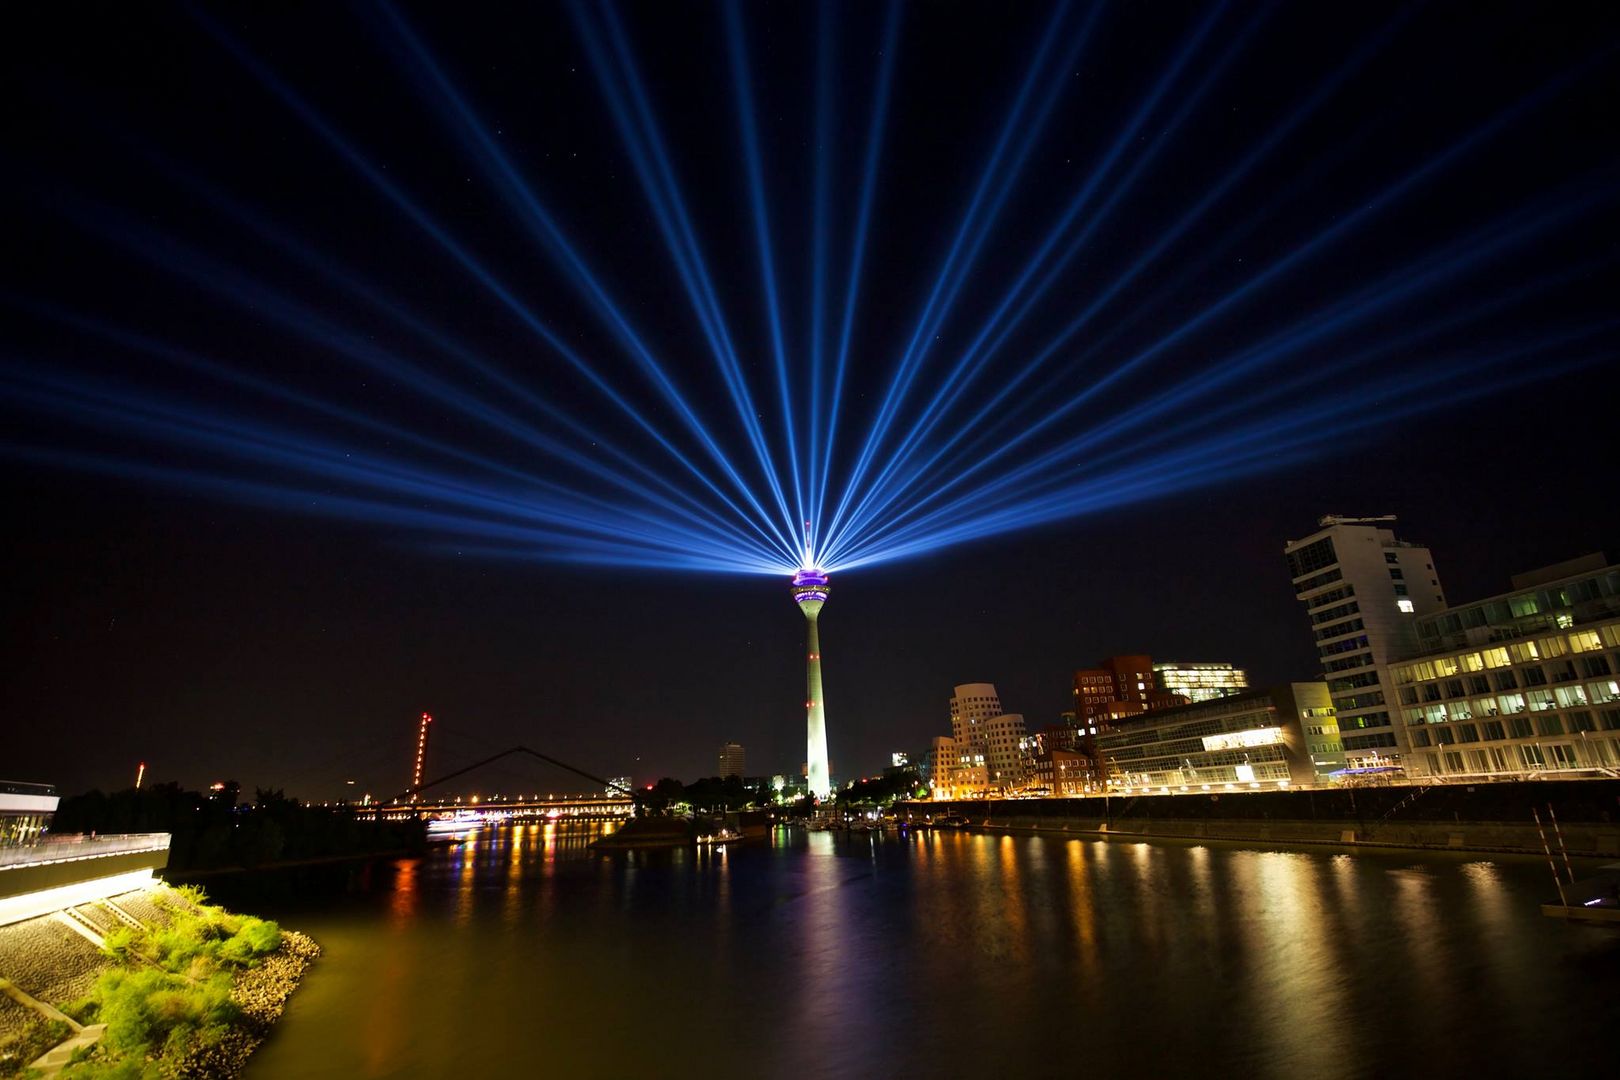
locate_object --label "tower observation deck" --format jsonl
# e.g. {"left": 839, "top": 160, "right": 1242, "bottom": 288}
{"left": 791, "top": 568, "right": 832, "bottom": 799}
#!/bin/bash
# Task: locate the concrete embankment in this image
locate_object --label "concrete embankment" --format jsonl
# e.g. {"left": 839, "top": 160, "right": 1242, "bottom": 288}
{"left": 905, "top": 778, "right": 1620, "bottom": 859}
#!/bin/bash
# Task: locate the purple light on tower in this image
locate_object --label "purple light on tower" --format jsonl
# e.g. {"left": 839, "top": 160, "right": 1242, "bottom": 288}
{"left": 791, "top": 567, "right": 832, "bottom": 798}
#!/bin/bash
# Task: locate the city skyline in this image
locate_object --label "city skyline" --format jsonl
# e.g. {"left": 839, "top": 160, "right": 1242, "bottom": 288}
{"left": 4, "top": 4, "right": 1619, "bottom": 796}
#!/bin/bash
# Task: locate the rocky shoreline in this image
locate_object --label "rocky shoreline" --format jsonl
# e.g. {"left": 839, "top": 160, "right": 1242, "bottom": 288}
{"left": 175, "top": 930, "right": 320, "bottom": 1079}
{"left": 0, "top": 886, "right": 319, "bottom": 1078}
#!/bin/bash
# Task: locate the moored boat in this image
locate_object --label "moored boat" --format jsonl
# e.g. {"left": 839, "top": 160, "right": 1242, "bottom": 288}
{"left": 1541, "top": 862, "right": 1620, "bottom": 925}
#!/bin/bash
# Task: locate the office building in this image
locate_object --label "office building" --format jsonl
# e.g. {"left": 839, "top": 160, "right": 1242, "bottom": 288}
{"left": 719, "top": 742, "right": 746, "bottom": 779}
{"left": 1390, "top": 553, "right": 1620, "bottom": 778}
{"left": 1152, "top": 662, "right": 1250, "bottom": 703}
{"left": 1284, "top": 515, "right": 1446, "bottom": 767}
{"left": 1100, "top": 683, "right": 1344, "bottom": 791}
{"left": 1069, "top": 655, "right": 1190, "bottom": 783}
{"left": 1074, "top": 655, "right": 1189, "bottom": 725}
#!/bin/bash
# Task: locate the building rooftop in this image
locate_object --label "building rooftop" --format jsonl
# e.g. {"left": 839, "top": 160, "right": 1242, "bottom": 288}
{"left": 1509, "top": 552, "right": 1613, "bottom": 591}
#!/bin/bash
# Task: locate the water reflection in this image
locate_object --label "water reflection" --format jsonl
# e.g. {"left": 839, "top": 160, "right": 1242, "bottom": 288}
{"left": 243, "top": 824, "right": 1620, "bottom": 1080}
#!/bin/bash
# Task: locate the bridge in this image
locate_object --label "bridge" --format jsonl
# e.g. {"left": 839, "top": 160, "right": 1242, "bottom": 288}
{"left": 355, "top": 744, "right": 639, "bottom": 823}
{"left": 357, "top": 793, "right": 633, "bottom": 823}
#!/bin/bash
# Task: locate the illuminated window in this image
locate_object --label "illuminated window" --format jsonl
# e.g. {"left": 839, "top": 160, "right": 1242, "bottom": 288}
{"left": 1568, "top": 631, "right": 1604, "bottom": 653}
{"left": 1397, "top": 599, "right": 1415, "bottom": 613}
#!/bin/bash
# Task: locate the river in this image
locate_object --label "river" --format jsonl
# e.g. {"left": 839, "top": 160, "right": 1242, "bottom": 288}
{"left": 215, "top": 822, "right": 1619, "bottom": 1078}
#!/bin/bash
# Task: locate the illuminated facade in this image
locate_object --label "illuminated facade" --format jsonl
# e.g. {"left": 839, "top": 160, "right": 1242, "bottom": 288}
{"left": 1285, "top": 516, "right": 1446, "bottom": 767}
{"left": 792, "top": 569, "right": 833, "bottom": 799}
{"left": 1029, "top": 749, "right": 1091, "bottom": 796}
{"left": 928, "top": 735, "right": 985, "bottom": 800}
{"left": 1391, "top": 553, "right": 1620, "bottom": 779}
{"left": 1152, "top": 662, "right": 1249, "bottom": 703}
{"left": 1099, "top": 683, "right": 1343, "bottom": 791}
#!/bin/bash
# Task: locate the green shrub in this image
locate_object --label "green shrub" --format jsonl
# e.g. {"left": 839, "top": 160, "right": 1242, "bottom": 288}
{"left": 100, "top": 926, "right": 139, "bottom": 963}
{"left": 168, "top": 884, "right": 210, "bottom": 908}
{"left": 88, "top": 968, "right": 238, "bottom": 1057}
{"left": 226, "top": 916, "right": 282, "bottom": 961}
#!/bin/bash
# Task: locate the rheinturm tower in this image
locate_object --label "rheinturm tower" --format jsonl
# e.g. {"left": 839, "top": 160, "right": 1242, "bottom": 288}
{"left": 791, "top": 568, "right": 832, "bottom": 799}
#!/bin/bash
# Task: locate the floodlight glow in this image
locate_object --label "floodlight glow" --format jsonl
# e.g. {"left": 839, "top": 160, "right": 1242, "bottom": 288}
{"left": 3, "top": 5, "right": 1613, "bottom": 590}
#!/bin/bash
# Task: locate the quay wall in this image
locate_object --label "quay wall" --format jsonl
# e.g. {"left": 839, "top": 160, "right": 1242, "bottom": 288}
{"left": 900, "top": 779, "right": 1620, "bottom": 858}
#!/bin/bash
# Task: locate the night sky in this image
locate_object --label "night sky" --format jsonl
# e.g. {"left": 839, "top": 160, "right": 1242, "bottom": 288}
{"left": 4, "top": 3, "right": 1618, "bottom": 799}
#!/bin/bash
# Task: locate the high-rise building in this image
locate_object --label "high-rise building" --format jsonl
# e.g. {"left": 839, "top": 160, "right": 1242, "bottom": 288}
{"left": 1390, "top": 552, "right": 1620, "bottom": 779}
{"left": 1152, "top": 662, "right": 1250, "bottom": 702}
{"left": 1285, "top": 515, "right": 1446, "bottom": 767}
{"left": 791, "top": 568, "right": 833, "bottom": 799}
{"left": 718, "top": 743, "right": 746, "bottom": 779}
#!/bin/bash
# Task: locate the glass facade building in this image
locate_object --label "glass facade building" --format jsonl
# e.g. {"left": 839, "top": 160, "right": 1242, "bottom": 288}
{"left": 1152, "top": 662, "right": 1250, "bottom": 703}
{"left": 1390, "top": 555, "right": 1620, "bottom": 778}
{"left": 1099, "top": 683, "right": 1343, "bottom": 792}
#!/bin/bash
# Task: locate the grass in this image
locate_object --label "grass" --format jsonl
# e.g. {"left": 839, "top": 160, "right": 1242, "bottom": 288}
{"left": 100, "top": 887, "right": 281, "bottom": 981}
{"left": 39, "top": 886, "right": 285, "bottom": 1077}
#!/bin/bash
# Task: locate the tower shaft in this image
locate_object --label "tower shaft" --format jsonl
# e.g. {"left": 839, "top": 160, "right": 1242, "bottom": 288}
{"left": 804, "top": 610, "right": 831, "bottom": 799}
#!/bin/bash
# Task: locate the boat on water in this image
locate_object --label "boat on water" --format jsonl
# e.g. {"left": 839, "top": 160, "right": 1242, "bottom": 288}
{"left": 427, "top": 810, "right": 487, "bottom": 841}
{"left": 1541, "top": 862, "right": 1620, "bottom": 925}
{"left": 697, "top": 827, "right": 743, "bottom": 845}
{"left": 933, "top": 814, "right": 970, "bottom": 830}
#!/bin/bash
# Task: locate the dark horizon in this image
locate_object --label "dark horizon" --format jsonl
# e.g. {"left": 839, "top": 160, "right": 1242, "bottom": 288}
{"left": 4, "top": 3, "right": 1618, "bottom": 799}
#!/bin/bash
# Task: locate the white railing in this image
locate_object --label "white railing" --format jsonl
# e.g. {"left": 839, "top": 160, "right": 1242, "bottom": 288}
{"left": 0, "top": 833, "right": 170, "bottom": 870}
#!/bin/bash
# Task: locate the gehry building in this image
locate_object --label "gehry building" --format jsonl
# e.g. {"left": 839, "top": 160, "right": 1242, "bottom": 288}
{"left": 936, "top": 683, "right": 1028, "bottom": 795}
